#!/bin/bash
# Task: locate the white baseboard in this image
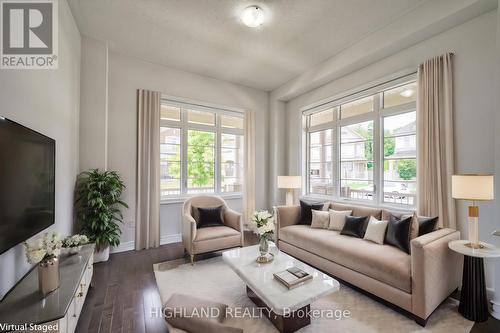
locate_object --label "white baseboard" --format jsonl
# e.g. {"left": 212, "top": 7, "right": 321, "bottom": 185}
{"left": 109, "top": 234, "right": 182, "bottom": 254}
{"left": 110, "top": 241, "right": 135, "bottom": 253}
{"left": 160, "top": 233, "right": 182, "bottom": 245}
{"left": 491, "top": 299, "right": 500, "bottom": 320}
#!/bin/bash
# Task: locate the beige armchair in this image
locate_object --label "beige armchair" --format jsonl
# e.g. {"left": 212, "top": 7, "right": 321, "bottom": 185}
{"left": 182, "top": 195, "right": 244, "bottom": 264}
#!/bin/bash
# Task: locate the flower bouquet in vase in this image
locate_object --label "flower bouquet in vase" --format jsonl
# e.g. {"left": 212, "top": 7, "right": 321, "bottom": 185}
{"left": 62, "top": 234, "right": 89, "bottom": 255}
{"left": 249, "top": 210, "right": 275, "bottom": 263}
{"left": 24, "top": 232, "right": 62, "bottom": 296}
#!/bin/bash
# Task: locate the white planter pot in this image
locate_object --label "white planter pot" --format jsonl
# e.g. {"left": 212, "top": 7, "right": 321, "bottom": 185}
{"left": 93, "top": 246, "right": 110, "bottom": 263}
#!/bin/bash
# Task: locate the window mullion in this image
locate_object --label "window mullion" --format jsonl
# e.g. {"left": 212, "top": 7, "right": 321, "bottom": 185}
{"left": 215, "top": 115, "right": 221, "bottom": 194}
{"left": 373, "top": 93, "right": 382, "bottom": 205}
{"left": 181, "top": 109, "right": 188, "bottom": 195}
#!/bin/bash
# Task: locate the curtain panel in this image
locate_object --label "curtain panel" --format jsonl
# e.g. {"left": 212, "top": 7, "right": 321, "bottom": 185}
{"left": 416, "top": 53, "right": 456, "bottom": 229}
{"left": 243, "top": 110, "right": 256, "bottom": 225}
{"left": 136, "top": 89, "right": 161, "bottom": 250}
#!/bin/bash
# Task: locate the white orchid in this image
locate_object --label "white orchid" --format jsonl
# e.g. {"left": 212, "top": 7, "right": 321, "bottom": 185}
{"left": 24, "top": 232, "right": 63, "bottom": 264}
{"left": 62, "top": 234, "right": 89, "bottom": 248}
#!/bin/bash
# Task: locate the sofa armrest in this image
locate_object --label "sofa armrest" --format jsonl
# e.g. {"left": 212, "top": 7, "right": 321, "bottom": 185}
{"left": 275, "top": 205, "right": 301, "bottom": 243}
{"left": 411, "top": 228, "right": 462, "bottom": 319}
{"left": 182, "top": 214, "right": 197, "bottom": 254}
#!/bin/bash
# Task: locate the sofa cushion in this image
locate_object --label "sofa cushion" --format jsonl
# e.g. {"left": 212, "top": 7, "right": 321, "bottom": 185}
{"left": 340, "top": 215, "right": 368, "bottom": 238}
{"left": 417, "top": 216, "right": 439, "bottom": 236}
{"left": 279, "top": 225, "right": 411, "bottom": 293}
{"left": 363, "top": 216, "right": 388, "bottom": 245}
{"left": 299, "top": 200, "right": 326, "bottom": 225}
{"left": 385, "top": 215, "right": 413, "bottom": 254}
{"left": 311, "top": 209, "right": 330, "bottom": 229}
{"left": 382, "top": 209, "right": 418, "bottom": 239}
{"left": 328, "top": 209, "right": 352, "bottom": 231}
{"left": 331, "top": 203, "right": 382, "bottom": 220}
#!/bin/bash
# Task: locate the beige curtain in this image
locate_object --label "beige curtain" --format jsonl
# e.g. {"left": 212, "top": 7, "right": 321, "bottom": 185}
{"left": 243, "top": 110, "right": 256, "bottom": 225}
{"left": 136, "top": 89, "right": 161, "bottom": 250}
{"left": 416, "top": 53, "right": 456, "bottom": 229}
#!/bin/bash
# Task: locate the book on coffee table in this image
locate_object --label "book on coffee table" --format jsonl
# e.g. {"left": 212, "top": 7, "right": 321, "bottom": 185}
{"left": 273, "top": 267, "right": 312, "bottom": 289}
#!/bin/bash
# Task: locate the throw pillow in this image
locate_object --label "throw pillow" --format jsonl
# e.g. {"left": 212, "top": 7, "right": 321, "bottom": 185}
{"left": 311, "top": 209, "right": 330, "bottom": 229}
{"left": 197, "top": 206, "right": 225, "bottom": 228}
{"left": 299, "top": 200, "right": 325, "bottom": 225}
{"left": 328, "top": 209, "right": 352, "bottom": 231}
{"left": 363, "top": 216, "right": 389, "bottom": 245}
{"left": 418, "top": 216, "right": 439, "bottom": 236}
{"left": 340, "top": 215, "right": 368, "bottom": 238}
{"left": 385, "top": 215, "right": 413, "bottom": 253}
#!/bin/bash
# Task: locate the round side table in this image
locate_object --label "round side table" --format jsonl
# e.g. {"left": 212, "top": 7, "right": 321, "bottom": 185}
{"left": 448, "top": 240, "right": 500, "bottom": 322}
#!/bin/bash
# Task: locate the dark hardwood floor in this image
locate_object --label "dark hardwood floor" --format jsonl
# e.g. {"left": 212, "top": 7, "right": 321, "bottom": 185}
{"left": 76, "top": 232, "right": 499, "bottom": 333}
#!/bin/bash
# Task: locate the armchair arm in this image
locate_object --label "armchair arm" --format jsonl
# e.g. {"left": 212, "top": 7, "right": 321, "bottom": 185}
{"left": 182, "top": 214, "right": 197, "bottom": 255}
{"left": 224, "top": 208, "right": 242, "bottom": 232}
{"left": 275, "top": 205, "right": 301, "bottom": 243}
{"left": 411, "top": 228, "right": 462, "bottom": 320}
{"left": 224, "top": 208, "right": 243, "bottom": 246}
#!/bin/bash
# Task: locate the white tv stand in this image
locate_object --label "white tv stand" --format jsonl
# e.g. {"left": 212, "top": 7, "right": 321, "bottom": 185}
{"left": 0, "top": 244, "right": 94, "bottom": 333}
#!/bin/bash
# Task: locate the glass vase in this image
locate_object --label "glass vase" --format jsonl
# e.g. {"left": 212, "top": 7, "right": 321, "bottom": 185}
{"left": 259, "top": 236, "right": 269, "bottom": 256}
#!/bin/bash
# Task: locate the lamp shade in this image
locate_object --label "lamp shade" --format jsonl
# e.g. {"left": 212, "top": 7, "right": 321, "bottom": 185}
{"left": 452, "top": 174, "right": 494, "bottom": 201}
{"left": 277, "top": 176, "right": 301, "bottom": 189}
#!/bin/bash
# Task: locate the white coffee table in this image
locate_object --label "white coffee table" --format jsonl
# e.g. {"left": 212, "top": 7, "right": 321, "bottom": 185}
{"left": 223, "top": 244, "right": 339, "bottom": 333}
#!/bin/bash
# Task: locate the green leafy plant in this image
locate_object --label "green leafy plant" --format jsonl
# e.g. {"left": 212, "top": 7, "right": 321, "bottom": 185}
{"left": 75, "top": 169, "right": 128, "bottom": 251}
{"left": 398, "top": 160, "right": 417, "bottom": 180}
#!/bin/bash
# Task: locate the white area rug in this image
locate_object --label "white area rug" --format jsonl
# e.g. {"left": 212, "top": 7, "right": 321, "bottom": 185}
{"left": 153, "top": 257, "right": 473, "bottom": 333}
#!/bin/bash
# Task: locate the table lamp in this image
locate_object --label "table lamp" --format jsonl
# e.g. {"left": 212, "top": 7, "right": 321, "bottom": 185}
{"left": 277, "top": 176, "right": 301, "bottom": 206}
{"left": 452, "top": 174, "right": 494, "bottom": 249}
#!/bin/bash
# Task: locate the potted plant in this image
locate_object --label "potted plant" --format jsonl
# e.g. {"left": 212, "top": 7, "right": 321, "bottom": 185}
{"left": 75, "top": 169, "right": 128, "bottom": 263}
{"left": 24, "top": 232, "right": 62, "bottom": 296}
{"left": 62, "top": 234, "right": 89, "bottom": 255}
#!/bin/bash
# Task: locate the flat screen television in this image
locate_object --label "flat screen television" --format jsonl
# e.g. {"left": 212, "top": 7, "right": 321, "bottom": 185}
{"left": 0, "top": 117, "right": 55, "bottom": 255}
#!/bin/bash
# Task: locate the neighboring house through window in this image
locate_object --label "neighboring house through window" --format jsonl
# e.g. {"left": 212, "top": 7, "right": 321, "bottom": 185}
{"left": 160, "top": 100, "right": 244, "bottom": 200}
{"left": 304, "top": 76, "right": 417, "bottom": 207}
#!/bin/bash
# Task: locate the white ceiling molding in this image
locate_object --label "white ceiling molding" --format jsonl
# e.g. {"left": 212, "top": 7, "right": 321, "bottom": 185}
{"left": 272, "top": 0, "right": 498, "bottom": 101}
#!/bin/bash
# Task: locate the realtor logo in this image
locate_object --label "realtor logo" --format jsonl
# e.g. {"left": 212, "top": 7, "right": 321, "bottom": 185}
{"left": 1, "top": 0, "right": 58, "bottom": 69}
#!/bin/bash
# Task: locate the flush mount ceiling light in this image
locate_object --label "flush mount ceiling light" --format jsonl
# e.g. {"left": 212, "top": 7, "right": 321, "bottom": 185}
{"left": 400, "top": 89, "right": 414, "bottom": 97}
{"left": 241, "top": 5, "right": 264, "bottom": 28}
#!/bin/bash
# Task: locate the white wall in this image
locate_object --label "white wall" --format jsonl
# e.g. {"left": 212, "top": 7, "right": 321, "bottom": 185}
{"left": 0, "top": 0, "right": 81, "bottom": 299}
{"left": 283, "top": 10, "right": 498, "bottom": 291}
{"left": 79, "top": 46, "right": 269, "bottom": 250}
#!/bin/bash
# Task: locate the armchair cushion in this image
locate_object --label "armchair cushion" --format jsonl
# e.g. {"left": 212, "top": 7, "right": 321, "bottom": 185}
{"left": 194, "top": 226, "right": 240, "bottom": 242}
{"left": 197, "top": 206, "right": 225, "bottom": 228}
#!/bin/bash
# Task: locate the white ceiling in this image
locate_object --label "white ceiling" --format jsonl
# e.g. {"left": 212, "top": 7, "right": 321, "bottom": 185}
{"left": 68, "top": 0, "right": 429, "bottom": 91}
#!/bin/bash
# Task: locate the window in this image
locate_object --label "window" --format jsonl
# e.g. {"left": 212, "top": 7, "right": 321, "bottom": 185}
{"left": 304, "top": 76, "right": 417, "bottom": 207}
{"left": 340, "top": 121, "right": 374, "bottom": 200}
{"left": 160, "top": 101, "right": 245, "bottom": 200}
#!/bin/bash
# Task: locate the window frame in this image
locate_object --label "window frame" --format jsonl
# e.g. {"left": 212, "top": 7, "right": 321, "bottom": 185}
{"left": 303, "top": 74, "right": 417, "bottom": 208}
{"left": 160, "top": 98, "right": 245, "bottom": 202}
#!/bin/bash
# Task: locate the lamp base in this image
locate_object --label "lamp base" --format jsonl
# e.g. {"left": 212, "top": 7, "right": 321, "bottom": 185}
{"left": 285, "top": 190, "right": 294, "bottom": 206}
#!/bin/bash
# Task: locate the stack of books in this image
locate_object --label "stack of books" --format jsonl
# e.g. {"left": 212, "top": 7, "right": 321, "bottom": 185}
{"left": 273, "top": 267, "right": 312, "bottom": 289}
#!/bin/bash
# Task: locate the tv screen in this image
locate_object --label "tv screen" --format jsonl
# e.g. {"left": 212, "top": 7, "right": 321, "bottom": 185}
{"left": 0, "top": 118, "right": 55, "bottom": 255}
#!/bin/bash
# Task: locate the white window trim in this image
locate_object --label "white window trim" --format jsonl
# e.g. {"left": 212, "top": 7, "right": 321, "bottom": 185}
{"left": 160, "top": 97, "right": 245, "bottom": 200}
{"left": 302, "top": 73, "right": 417, "bottom": 209}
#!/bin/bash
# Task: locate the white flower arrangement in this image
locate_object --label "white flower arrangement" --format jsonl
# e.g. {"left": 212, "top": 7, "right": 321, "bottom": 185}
{"left": 249, "top": 210, "right": 274, "bottom": 239}
{"left": 62, "top": 234, "right": 89, "bottom": 248}
{"left": 23, "top": 232, "right": 62, "bottom": 264}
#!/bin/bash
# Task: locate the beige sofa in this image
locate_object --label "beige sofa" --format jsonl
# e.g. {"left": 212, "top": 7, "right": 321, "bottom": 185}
{"left": 182, "top": 195, "right": 244, "bottom": 264}
{"left": 275, "top": 202, "right": 462, "bottom": 326}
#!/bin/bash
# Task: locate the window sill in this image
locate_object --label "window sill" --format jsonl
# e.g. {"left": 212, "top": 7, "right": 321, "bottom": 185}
{"left": 301, "top": 194, "right": 416, "bottom": 213}
{"left": 160, "top": 193, "right": 243, "bottom": 205}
